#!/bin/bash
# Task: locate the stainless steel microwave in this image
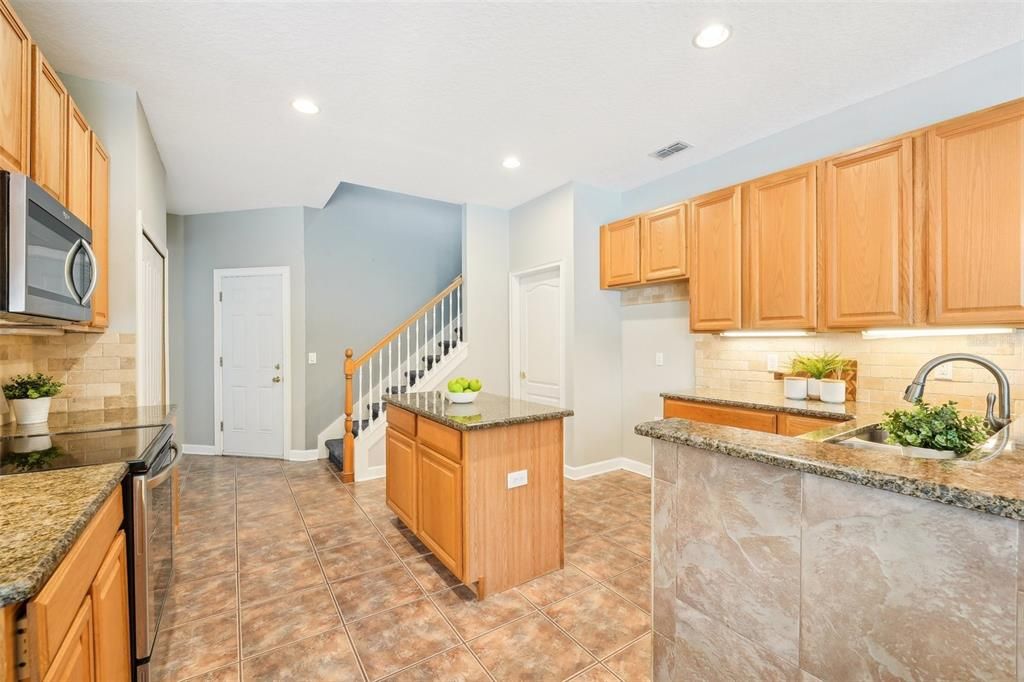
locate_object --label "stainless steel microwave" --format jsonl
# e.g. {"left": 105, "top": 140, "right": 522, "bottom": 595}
{"left": 0, "top": 171, "right": 97, "bottom": 324}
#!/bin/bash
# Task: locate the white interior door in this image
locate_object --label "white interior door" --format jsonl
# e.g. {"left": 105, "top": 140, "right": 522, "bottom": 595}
{"left": 139, "top": 237, "right": 165, "bottom": 407}
{"left": 221, "top": 273, "right": 285, "bottom": 457}
{"left": 516, "top": 267, "right": 563, "bottom": 406}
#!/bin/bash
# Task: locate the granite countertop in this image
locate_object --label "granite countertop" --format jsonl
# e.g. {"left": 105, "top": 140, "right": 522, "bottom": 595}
{"left": 0, "top": 404, "right": 176, "bottom": 439}
{"left": 383, "top": 391, "right": 573, "bottom": 431}
{"left": 0, "top": 463, "right": 127, "bottom": 606}
{"left": 662, "top": 388, "right": 860, "bottom": 420}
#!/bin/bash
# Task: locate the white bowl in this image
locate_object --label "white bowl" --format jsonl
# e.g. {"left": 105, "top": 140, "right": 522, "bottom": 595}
{"left": 446, "top": 390, "right": 479, "bottom": 404}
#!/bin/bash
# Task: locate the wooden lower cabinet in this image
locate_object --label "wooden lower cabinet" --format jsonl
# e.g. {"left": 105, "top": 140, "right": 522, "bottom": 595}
{"left": 89, "top": 532, "right": 130, "bottom": 682}
{"left": 385, "top": 427, "right": 418, "bottom": 529}
{"left": 664, "top": 398, "right": 847, "bottom": 437}
{"left": 41, "top": 598, "right": 93, "bottom": 682}
{"left": 416, "top": 444, "right": 463, "bottom": 575}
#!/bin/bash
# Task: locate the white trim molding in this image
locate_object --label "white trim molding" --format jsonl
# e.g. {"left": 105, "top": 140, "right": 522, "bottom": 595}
{"left": 287, "top": 449, "right": 320, "bottom": 462}
{"left": 213, "top": 266, "right": 292, "bottom": 459}
{"left": 182, "top": 443, "right": 219, "bottom": 456}
{"left": 564, "top": 457, "right": 652, "bottom": 480}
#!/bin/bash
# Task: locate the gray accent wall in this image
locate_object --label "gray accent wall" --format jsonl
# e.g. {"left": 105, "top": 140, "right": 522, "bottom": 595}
{"left": 179, "top": 208, "right": 307, "bottom": 450}
{"left": 304, "top": 183, "right": 462, "bottom": 446}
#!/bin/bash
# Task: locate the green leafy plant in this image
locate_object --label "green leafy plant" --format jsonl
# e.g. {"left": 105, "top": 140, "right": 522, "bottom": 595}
{"left": 788, "top": 352, "right": 851, "bottom": 379}
{"left": 880, "top": 400, "right": 990, "bottom": 454}
{"left": 2, "top": 373, "right": 64, "bottom": 400}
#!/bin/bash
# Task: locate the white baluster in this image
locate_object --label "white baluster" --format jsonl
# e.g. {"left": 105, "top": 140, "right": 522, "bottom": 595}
{"left": 357, "top": 366, "right": 363, "bottom": 429}
{"left": 388, "top": 341, "right": 393, "bottom": 402}
{"left": 397, "top": 335, "right": 402, "bottom": 393}
{"left": 406, "top": 328, "right": 411, "bottom": 384}
{"left": 433, "top": 303, "right": 438, "bottom": 361}
{"left": 457, "top": 285, "right": 461, "bottom": 342}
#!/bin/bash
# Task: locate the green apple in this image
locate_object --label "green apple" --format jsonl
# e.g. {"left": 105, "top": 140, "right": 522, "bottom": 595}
{"left": 468, "top": 379, "right": 482, "bottom": 392}
{"left": 447, "top": 380, "right": 464, "bottom": 393}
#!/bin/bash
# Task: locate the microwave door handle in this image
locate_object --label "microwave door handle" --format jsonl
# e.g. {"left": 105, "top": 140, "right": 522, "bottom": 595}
{"left": 78, "top": 240, "right": 98, "bottom": 305}
{"left": 63, "top": 239, "right": 83, "bottom": 304}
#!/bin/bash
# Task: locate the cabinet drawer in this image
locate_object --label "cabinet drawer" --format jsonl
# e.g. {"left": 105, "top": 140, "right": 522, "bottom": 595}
{"left": 777, "top": 414, "right": 845, "bottom": 437}
{"left": 387, "top": 406, "right": 416, "bottom": 436}
{"left": 663, "top": 399, "right": 777, "bottom": 434}
{"left": 417, "top": 417, "right": 462, "bottom": 463}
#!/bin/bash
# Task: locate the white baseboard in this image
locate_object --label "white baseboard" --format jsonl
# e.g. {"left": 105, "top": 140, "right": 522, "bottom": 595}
{"left": 182, "top": 443, "right": 219, "bottom": 456}
{"left": 287, "top": 449, "right": 322, "bottom": 462}
{"left": 356, "top": 464, "right": 386, "bottom": 482}
{"left": 564, "top": 457, "right": 651, "bottom": 480}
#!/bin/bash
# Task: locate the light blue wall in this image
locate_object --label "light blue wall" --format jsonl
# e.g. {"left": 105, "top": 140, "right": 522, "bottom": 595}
{"left": 621, "top": 42, "right": 1024, "bottom": 217}
{"left": 179, "top": 208, "right": 307, "bottom": 449}
{"left": 303, "top": 183, "right": 463, "bottom": 446}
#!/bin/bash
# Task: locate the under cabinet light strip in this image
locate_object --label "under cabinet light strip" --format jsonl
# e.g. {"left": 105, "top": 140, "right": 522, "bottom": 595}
{"left": 861, "top": 327, "right": 1014, "bottom": 340}
{"left": 720, "top": 330, "right": 815, "bottom": 338}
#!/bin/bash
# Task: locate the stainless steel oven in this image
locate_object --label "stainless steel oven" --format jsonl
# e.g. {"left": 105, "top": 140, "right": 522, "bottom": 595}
{"left": 0, "top": 171, "right": 97, "bottom": 324}
{"left": 130, "top": 426, "right": 180, "bottom": 682}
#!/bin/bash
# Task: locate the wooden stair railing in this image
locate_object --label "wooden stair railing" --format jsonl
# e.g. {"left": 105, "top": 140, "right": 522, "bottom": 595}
{"left": 341, "top": 275, "right": 463, "bottom": 482}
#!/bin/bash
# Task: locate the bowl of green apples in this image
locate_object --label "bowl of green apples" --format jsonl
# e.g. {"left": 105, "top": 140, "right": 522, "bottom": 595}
{"left": 446, "top": 377, "right": 482, "bottom": 403}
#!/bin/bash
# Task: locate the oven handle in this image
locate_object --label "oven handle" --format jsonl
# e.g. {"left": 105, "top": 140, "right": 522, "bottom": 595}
{"left": 147, "top": 442, "right": 180, "bottom": 488}
{"left": 78, "top": 239, "right": 99, "bottom": 305}
{"left": 63, "top": 239, "right": 83, "bottom": 304}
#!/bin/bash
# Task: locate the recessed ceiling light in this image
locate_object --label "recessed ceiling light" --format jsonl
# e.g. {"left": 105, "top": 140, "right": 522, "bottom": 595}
{"left": 502, "top": 156, "right": 521, "bottom": 169}
{"left": 291, "top": 98, "right": 320, "bottom": 114}
{"left": 693, "top": 23, "right": 731, "bottom": 49}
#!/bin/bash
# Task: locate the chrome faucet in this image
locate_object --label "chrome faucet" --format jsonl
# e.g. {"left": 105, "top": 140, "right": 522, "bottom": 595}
{"left": 903, "top": 353, "right": 1011, "bottom": 430}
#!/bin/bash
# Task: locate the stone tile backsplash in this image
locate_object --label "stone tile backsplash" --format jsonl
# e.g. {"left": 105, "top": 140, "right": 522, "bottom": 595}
{"left": 0, "top": 331, "right": 137, "bottom": 423}
{"left": 695, "top": 330, "right": 1024, "bottom": 415}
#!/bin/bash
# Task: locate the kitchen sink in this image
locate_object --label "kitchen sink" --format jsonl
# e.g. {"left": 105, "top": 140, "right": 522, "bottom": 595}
{"left": 824, "top": 423, "right": 1009, "bottom": 462}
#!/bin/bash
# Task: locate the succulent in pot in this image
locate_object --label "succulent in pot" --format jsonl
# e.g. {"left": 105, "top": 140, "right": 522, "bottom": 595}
{"left": 2, "top": 373, "right": 64, "bottom": 425}
{"left": 880, "top": 400, "right": 990, "bottom": 457}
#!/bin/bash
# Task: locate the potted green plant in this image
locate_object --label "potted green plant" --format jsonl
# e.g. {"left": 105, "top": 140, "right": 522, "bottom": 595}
{"left": 880, "top": 400, "right": 990, "bottom": 458}
{"left": 789, "top": 353, "right": 849, "bottom": 400}
{"left": 2, "top": 373, "right": 64, "bottom": 425}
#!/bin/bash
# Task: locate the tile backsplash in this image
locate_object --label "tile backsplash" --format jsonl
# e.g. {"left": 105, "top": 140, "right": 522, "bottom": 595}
{"left": 695, "top": 331, "right": 1024, "bottom": 415}
{"left": 0, "top": 331, "right": 137, "bottom": 423}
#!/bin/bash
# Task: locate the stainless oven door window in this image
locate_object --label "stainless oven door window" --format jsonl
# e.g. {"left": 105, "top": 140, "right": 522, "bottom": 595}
{"left": 133, "top": 442, "right": 180, "bottom": 660}
{"left": 23, "top": 196, "right": 92, "bottom": 321}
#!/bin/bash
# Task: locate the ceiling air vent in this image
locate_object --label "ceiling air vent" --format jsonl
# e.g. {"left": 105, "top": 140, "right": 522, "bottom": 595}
{"left": 649, "top": 141, "right": 690, "bottom": 160}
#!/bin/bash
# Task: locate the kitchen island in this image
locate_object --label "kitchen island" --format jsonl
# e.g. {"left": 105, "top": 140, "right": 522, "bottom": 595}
{"left": 382, "top": 391, "right": 572, "bottom": 598}
{"left": 637, "top": 414, "right": 1024, "bottom": 681}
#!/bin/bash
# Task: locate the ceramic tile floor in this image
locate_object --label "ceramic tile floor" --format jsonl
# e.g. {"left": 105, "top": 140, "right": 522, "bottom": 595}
{"left": 151, "top": 455, "right": 653, "bottom": 681}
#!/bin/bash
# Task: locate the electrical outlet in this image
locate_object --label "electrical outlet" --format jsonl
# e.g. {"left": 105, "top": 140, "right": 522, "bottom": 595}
{"left": 767, "top": 353, "right": 779, "bottom": 372}
{"left": 933, "top": 362, "right": 954, "bottom": 380}
{"left": 655, "top": 352, "right": 664, "bottom": 367}
{"left": 507, "top": 469, "right": 528, "bottom": 489}
{"left": 308, "top": 352, "right": 317, "bottom": 365}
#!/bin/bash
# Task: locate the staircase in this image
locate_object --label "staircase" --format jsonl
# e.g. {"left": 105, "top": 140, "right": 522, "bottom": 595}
{"left": 325, "top": 276, "right": 466, "bottom": 481}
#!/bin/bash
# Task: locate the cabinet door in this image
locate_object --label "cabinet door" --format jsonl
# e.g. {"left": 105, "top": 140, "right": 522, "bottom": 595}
{"left": 600, "top": 217, "right": 641, "bottom": 288}
{"left": 42, "top": 597, "right": 94, "bottom": 682}
{"left": 0, "top": 0, "right": 31, "bottom": 174}
{"left": 746, "top": 165, "right": 817, "bottom": 329}
{"left": 642, "top": 203, "right": 688, "bottom": 281}
{"left": 31, "top": 46, "right": 67, "bottom": 202}
{"left": 416, "top": 444, "right": 463, "bottom": 577}
{"left": 823, "top": 137, "right": 914, "bottom": 328}
{"left": 928, "top": 100, "right": 1024, "bottom": 325}
{"left": 89, "top": 135, "right": 110, "bottom": 328}
{"left": 690, "top": 186, "right": 743, "bottom": 331}
{"left": 90, "top": 531, "right": 129, "bottom": 682}
{"left": 66, "top": 100, "right": 91, "bottom": 223}
{"left": 386, "top": 427, "right": 417, "bottom": 529}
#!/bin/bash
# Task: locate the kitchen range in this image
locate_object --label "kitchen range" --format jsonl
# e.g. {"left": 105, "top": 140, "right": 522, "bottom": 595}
{"left": 0, "top": 411, "right": 177, "bottom": 682}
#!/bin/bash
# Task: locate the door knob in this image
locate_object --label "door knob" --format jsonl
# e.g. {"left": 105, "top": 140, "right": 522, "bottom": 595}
{"left": 274, "top": 363, "right": 281, "bottom": 370}
{"left": 520, "top": 371, "right": 526, "bottom": 379}
{"left": 272, "top": 376, "right": 282, "bottom": 383}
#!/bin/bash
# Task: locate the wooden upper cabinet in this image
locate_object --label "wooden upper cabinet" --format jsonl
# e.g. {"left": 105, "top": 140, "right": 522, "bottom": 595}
{"left": 0, "top": 0, "right": 31, "bottom": 174}
{"left": 690, "top": 185, "right": 743, "bottom": 331}
{"left": 746, "top": 164, "right": 817, "bottom": 329}
{"left": 600, "top": 216, "right": 641, "bottom": 288}
{"left": 642, "top": 202, "right": 688, "bottom": 281}
{"left": 927, "top": 100, "right": 1024, "bottom": 325}
{"left": 90, "top": 532, "right": 130, "bottom": 682}
{"left": 66, "top": 100, "right": 92, "bottom": 223}
{"left": 90, "top": 134, "right": 110, "bottom": 328}
{"left": 31, "top": 46, "right": 67, "bottom": 202}
{"left": 822, "top": 137, "right": 914, "bottom": 329}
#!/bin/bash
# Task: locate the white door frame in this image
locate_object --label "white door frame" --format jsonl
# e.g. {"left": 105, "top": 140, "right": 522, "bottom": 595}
{"left": 135, "top": 220, "right": 170, "bottom": 407}
{"left": 213, "top": 266, "right": 291, "bottom": 457}
{"left": 509, "top": 261, "right": 567, "bottom": 406}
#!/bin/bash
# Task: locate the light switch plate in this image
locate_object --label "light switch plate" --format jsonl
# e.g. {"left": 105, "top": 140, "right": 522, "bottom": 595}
{"left": 507, "top": 469, "right": 528, "bottom": 489}
{"left": 933, "top": 362, "right": 954, "bottom": 380}
{"left": 655, "top": 352, "right": 664, "bottom": 367}
{"left": 308, "top": 352, "right": 317, "bottom": 365}
{"left": 767, "top": 354, "right": 779, "bottom": 372}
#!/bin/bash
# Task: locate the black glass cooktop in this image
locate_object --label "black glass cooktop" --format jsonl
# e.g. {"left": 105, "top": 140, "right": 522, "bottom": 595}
{"left": 0, "top": 425, "right": 171, "bottom": 476}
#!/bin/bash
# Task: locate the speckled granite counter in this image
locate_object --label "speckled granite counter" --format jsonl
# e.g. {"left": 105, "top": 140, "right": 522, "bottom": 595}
{"left": 0, "top": 463, "right": 127, "bottom": 606}
{"left": 0, "top": 404, "right": 175, "bottom": 439}
{"left": 383, "top": 391, "right": 572, "bottom": 431}
{"left": 662, "top": 388, "right": 862, "bottom": 419}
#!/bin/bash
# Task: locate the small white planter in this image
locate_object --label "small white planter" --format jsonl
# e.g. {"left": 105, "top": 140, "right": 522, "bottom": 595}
{"left": 10, "top": 435, "right": 52, "bottom": 453}
{"left": 11, "top": 397, "right": 52, "bottom": 425}
{"left": 783, "top": 377, "right": 808, "bottom": 400}
{"left": 446, "top": 390, "right": 479, "bottom": 404}
{"left": 806, "top": 378, "right": 821, "bottom": 400}
{"left": 819, "top": 379, "right": 846, "bottom": 404}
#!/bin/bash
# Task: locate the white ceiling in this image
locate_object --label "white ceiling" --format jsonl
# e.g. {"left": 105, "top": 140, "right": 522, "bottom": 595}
{"left": 13, "top": 1, "right": 1024, "bottom": 215}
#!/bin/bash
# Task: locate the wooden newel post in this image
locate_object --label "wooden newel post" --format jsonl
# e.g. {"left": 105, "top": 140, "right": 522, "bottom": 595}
{"left": 343, "top": 348, "right": 355, "bottom": 483}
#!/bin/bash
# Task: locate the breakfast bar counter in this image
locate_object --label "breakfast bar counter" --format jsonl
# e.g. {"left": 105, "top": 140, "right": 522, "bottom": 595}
{"left": 382, "top": 391, "right": 572, "bottom": 597}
